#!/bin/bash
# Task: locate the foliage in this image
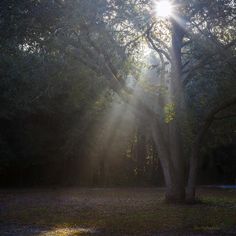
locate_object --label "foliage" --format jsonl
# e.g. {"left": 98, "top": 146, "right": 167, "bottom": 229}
{"left": 0, "top": 0, "right": 235, "bottom": 187}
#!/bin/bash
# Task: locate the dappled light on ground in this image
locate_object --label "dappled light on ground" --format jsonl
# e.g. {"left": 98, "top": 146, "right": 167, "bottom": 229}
{"left": 39, "top": 227, "right": 96, "bottom": 236}
{"left": 0, "top": 188, "right": 236, "bottom": 235}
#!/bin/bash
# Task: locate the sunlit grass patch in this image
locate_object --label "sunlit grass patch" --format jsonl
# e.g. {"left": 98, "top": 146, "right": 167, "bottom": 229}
{"left": 39, "top": 227, "right": 96, "bottom": 236}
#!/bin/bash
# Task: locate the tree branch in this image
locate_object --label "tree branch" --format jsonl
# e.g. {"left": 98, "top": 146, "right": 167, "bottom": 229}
{"left": 195, "top": 97, "right": 236, "bottom": 145}
{"left": 146, "top": 25, "right": 172, "bottom": 63}
{"left": 214, "top": 113, "right": 236, "bottom": 120}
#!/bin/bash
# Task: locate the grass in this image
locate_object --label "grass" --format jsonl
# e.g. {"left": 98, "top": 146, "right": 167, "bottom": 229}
{"left": 0, "top": 187, "right": 236, "bottom": 235}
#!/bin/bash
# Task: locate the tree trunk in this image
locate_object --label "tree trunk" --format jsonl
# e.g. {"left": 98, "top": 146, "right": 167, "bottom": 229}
{"left": 151, "top": 119, "right": 186, "bottom": 203}
{"left": 162, "top": 17, "right": 186, "bottom": 203}
{"left": 186, "top": 142, "right": 200, "bottom": 202}
{"left": 159, "top": 151, "right": 185, "bottom": 203}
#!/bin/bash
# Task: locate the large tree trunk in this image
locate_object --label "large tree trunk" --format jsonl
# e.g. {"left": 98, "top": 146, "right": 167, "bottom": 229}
{"left": 159, "top": 150, "right": 185, "bottom": 203}
{"left": 161, "top": 17, "right": 186, "bottom": 203}
{"left": 167, "top": 120, "right": 186, "bottom": 202}
{"left": 151, "top": 118, "right": 186, "bottom": 203}
{"left": 186, "top": 142, "right": 200, "bottom": 202}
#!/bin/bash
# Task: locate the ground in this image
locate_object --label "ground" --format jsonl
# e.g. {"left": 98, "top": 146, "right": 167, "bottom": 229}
{"left": 0, "top": 188, "right": 236, "bottom": 235}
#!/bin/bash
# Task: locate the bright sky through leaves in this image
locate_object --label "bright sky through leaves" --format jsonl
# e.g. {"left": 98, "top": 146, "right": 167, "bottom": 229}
{"left": 155, "top": 0, "right": 173, "bottom": 17}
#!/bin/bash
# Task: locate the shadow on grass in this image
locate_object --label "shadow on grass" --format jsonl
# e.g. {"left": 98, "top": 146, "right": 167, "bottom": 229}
{"left": 0, "top": 188, "right": 235, "bottom": 235}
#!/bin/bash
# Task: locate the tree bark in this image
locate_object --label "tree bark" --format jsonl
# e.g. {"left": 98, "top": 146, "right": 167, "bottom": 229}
{"left": 145, "top": 17, "right": 187, "bottom": 203}
{"left": 152, "top": 118, "right": 185, "bottom": 202}
{"left": 162, "top": 17, "right": 186, "bottom": 203}
{"left": 186, "top": 142, "right": 200, "bottom": 202}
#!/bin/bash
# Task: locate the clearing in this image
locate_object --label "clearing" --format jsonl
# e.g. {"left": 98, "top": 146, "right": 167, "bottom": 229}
{"left": 0, "top": 188, "right": 236, "bottom": 235}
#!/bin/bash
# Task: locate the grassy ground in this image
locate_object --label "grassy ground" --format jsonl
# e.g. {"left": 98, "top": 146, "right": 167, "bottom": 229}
{"left": 0, "top": 188, "right": 236, "bottom": 235}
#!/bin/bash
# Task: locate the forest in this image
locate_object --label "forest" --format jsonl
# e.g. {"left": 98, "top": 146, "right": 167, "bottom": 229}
{"left": 0, "top": 1, "right": 236, "bottom": 234}
{"left": 1, "top": 0, "right": 236, "bottom": 199}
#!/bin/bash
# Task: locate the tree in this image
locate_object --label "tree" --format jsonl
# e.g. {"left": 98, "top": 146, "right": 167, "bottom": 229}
{"left": 44, "top": 0, "right": 235, "bottom": 202}
{"left": 1, "top": 0, "right": 235, "bottom": 201}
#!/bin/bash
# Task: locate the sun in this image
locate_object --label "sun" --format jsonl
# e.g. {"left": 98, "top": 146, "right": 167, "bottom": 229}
{"left": 155, "top": 0, "right": 173, "bottom": 18}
